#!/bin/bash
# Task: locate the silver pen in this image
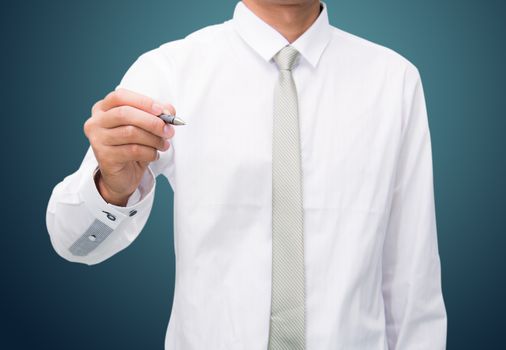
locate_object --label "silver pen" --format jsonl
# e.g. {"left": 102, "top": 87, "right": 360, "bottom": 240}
{"left": 158, "top": 113, "right": 187, "bottom": 126}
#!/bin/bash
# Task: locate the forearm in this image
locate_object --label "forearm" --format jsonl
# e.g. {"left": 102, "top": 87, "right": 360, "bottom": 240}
{"left": 46, "top": 146, "right": 156, "bottom": 265}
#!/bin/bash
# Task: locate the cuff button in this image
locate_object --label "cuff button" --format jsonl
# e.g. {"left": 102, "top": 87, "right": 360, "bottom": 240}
{"left": 88, "top": 235, "right": 97, "bottom": 242}
{"left": 129, "top": 210, "right": 137, "bottom": 217}
{"left": 102, "top": 210, "right": 116, "bottom": 221}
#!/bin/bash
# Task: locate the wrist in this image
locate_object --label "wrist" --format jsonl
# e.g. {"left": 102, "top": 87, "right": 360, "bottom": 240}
{"left": 94, "top": 169, "right": 130, "bottom": 207}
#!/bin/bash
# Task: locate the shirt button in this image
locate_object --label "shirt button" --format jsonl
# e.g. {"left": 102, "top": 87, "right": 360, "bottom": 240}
{"left": 88, "top": 235, "right": 97, "bottom": 242}
{"left": 129, "top": 210, "right": 137, "bottom": 217}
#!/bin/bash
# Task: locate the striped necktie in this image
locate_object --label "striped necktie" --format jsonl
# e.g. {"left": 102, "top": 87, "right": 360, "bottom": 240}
{"left": 268, "top": 45, "right": 306, "bottom": 350}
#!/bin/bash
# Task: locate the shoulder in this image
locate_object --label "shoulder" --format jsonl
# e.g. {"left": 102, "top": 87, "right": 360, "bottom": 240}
{"left": 121, "top": 20, "right": 231, "bottom": 84}
{"left": 144, "top": 21, "right": 230, "bottom": 62}
{"left": 328, "top": 25, "right": 420, "bottom": 80}
{"left": 118, "top": 21, "right": 229, "bottom": 96}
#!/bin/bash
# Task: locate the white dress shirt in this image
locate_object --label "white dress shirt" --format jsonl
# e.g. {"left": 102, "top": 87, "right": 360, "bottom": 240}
{"left": 46, "top": 1, "right": 447, "bottom": 349}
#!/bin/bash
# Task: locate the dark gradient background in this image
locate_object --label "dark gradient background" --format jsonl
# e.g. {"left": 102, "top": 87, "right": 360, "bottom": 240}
{"left": 1, "top": 0, "right": 504, "bottom": 349}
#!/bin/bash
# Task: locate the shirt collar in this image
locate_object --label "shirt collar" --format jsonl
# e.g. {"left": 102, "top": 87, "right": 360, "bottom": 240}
{"left": 232, "top": 1, "right": 333, "bottom": 68}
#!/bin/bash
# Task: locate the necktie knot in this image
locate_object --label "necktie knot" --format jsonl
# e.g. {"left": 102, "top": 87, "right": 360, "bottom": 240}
{"left": 273, "top": 45, "right": 300, "bottom": 71}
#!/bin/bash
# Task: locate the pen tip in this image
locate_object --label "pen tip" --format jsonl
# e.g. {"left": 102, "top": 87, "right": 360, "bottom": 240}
{"left": 173, "top": 116, "right": 187, "bottom": 125}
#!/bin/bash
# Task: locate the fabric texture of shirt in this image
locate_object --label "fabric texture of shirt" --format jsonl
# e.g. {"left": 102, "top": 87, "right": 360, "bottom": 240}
{"left": 46, "top": 1, "right": 447, "bottom": 349}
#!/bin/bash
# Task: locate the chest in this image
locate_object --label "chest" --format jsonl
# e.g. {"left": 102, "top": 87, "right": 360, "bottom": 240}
{"left": 170, "top": 63, "right": 402, "bottom": 213}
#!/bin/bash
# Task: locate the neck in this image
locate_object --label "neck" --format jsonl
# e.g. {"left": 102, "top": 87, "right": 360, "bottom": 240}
{"left": 242, "top": 0, "right": 322, "bottom": 43}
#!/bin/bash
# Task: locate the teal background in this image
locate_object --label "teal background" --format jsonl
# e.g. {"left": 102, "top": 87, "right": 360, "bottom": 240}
{"left": 1, "top": 0, "right": 504, "bottom": 348}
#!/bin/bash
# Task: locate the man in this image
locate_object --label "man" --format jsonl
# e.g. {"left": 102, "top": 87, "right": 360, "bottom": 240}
{"left": 46, "top": 0, "right": 447, "bottom": 349}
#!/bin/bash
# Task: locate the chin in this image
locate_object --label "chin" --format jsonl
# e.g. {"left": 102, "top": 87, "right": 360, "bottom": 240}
{"left": 255, "top": 0, "right": 318, "bottom": 6}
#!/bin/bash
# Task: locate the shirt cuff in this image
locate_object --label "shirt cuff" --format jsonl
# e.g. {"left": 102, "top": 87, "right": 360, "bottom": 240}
{"left": 79, "top": 165, "right": 156, "bottom": 230}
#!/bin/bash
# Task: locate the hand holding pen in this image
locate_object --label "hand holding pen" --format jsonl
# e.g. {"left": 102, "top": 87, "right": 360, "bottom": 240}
{"left": 83, "top": 88, "right": 186, "bottom": 206}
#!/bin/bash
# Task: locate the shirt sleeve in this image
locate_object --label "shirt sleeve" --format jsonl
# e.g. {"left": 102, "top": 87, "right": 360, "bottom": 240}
{"left": 381, "top": 64, "right": 447, "bottom": 349}
{"left": 46, "top": 49, "right": 176, "bottom": 265}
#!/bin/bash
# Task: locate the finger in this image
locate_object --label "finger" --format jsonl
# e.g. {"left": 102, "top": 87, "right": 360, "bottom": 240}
{"left": 99, "top": 105, "right": 174, "bottom": 139}
{"left": 102, "top": 125, "right": 170, "bottom": 151}
{"left": 138, "top": 154, "right": 158, "bottom": 169}
{"left": 105, "top": 144, "right": 159, "bottom": 163}
{"left": 91, "top": 99, "right": 103, "bottom": 115}
{"left": 161, "top": 102, "right": 176, "bottom": 116}
{"left": 138, "top": 153, "right": 161, "bottom": 170}
{"left": 100, "top": 88, "right": 163, "bottom": 115}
